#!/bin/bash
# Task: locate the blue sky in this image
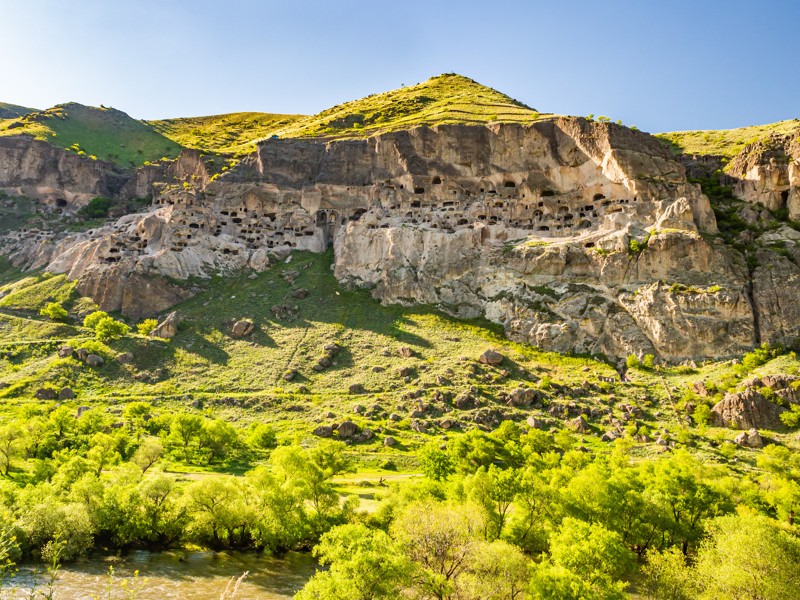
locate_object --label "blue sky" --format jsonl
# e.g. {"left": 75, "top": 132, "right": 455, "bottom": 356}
{"left": 0, "top": 0, "right": 797, "bottom": 132}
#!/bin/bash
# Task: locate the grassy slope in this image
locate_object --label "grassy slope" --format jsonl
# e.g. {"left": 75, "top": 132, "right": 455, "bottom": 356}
{"left": 0, "top": 102, "right": 37, "bottom": 119}
{"left": 0, "top": 103, "right": 183, "bottom": 168}
{"left": 148, "top": 112, "right": 305, "bottom": 156}
{"left": 656, "top": 118, "right": 800, "bottom": 158}
{"left": 274, "top": 73, "right": 550, "bottom": 139}
{"left": 0, "top": 252, "right": 797, "bottom": 466}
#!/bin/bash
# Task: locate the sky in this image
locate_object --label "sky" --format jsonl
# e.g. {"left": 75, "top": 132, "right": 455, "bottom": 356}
{"left": 0, "top": 0, "right": 798, "bottom": 133}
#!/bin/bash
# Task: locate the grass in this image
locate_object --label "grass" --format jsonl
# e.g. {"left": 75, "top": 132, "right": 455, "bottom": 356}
{"left": 148, "top": 112, "right": 305, "bottom": 156}
{"left": 0, "top": 102, "right": 37, "bottom": 119}
{"left": 656, "top": 119, "right": 800, "bottom": 158}
{"left": 0, "top": 103, "right": 183, "bottom": 168}
{"left": 0, "top": 250, "right": 798, "bottom": 470}
{"left": 273, "top": 73, "right": 552, "bottom": 139}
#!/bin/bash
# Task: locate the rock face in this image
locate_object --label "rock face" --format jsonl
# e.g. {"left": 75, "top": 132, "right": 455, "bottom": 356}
{"left": 726, "top": 134, "right": 800, "bottom": 219}
{"left": 711, "top": 389, "right": 784, "bottom": 430}
{"left": 0, "top": 137, "right": 125, "bottom": 210}
{"left": 1, "top": 119, "right": 798, "bottom": 360}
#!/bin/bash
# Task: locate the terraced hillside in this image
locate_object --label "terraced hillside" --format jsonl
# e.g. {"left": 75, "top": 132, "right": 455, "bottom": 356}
{"left": 274, "top": 73, "right": 550, "bottom": 139}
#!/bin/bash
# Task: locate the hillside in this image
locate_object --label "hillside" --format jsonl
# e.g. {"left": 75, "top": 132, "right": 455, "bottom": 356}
{"left": 0, "top": 102, "right": 37, "bottom": 119}
{"left": 0, "top": 103, "right": 183, "bottom": 168}
{"left": 274, "top": 73, "right": 550, "bottom": 139}
{"left": 657, "top": 118, "right": 800, "bottom": 158}
{"left": 149, "top": 112, "right": 305, "bottom": 156}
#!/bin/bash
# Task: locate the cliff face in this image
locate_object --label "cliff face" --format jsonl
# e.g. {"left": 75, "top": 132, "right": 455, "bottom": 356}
{"left": 0, "top": 119, "right": 796, "bottom": 361}
{"left": 0, "top": 137, "right": 125, "bottom": 209}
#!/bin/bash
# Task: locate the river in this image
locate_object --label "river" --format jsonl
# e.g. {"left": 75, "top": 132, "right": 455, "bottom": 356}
{"left": 2, "top": 550, "right": 317, "bottom": 599}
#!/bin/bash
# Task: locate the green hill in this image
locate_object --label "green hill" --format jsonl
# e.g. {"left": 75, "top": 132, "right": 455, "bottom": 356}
{"left": 0, "top": 102, "right": 37, "bottom": 119}
{"left": 656, "top": 118, "right": 800, "bottom": 158}
{"left": 0, "top": 103, "right": 183, "bottom": 168}
{"left": 275, "top": 73, "right": 549, "bottom": 139}
{"left": 149, "top": 112, "right": 305, "bottom": 156}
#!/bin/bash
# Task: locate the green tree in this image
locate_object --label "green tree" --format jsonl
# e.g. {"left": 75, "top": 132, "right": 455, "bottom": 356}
{"left": 641, "top": 547, "right": 695, "bottom": 600}
{"left": 0, "top": 425, "right": 22, "bottom": 476}
{"left": 419, "top": 442, "right": 455, "bottom": 481}
{"left": 296, "top": 524, "right": 412, "bottom": 600}
{"left": 694, "top": 514, "right": 800, "bottom": 600}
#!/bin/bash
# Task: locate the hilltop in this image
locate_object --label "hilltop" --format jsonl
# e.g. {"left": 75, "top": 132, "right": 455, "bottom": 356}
{"left": 149, "top": 111, "right": 305, "bottom": 156}
{"left": 0, "top": 102, "right": 37, "bottom": 119}
{"left": 656, "top": 118, "right": 800, "bottom": 158}
{"left": 274, "top": 73, "right": 548, "bottom": 139}
{"left": 0, "top": 102, "right": 183, "bottom": 168}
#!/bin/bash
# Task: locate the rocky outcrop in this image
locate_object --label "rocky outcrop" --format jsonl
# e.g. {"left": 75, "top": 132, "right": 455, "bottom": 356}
{"left": 711, "top": 389, "right": 784, "bottom": 430}
{"left": 0, "top": 137, "right": 125, "bottom": 209}
{"left": 0, "top": 119, "right": 797, "bottom": 360}
{"left": 727, "top": 132, "right": 800, "bottom": 218}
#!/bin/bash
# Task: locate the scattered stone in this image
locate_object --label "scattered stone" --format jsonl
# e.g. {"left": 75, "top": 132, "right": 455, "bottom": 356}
{"left": 58, "top": 387, "right": 75, "bottom": 400}
{"left": 116, "top": 352, "right": 134, "bottom": 364}
{"left": 410, "top": 420, "right": 427, "bottom": 433}
{"left": 312, "top": 364, "right": 325, "bottom": 372}
{"left": 478, "top": 349, "right": 504, "bottom": 366}
{"left": 282, "top": 270, "right": 299, "bottom": 284}
{"left": 58, "top": 345, "right": 73, "bottom": 358}
{"left": 436, "top": 375, "right": 451, "bottom": 386}
{"left": 734, "top": 428, "right": 764, "bottom": 448}
{"left": 389, "top": 413, "right": 401, "bottom": 421}
{"left": 283, "top": 370, "right": 297, "bottom": 382}
{"left": 526, "top": 416, "right": 545, "bottom": 429}
{"left": 506, "top": 387, "right": 538, "bottom": 407}
{"left": 317, "top": 357, "right": 332, "bottom": 368}
{"left": 359, "top": 428, "right": 374, "bottom": 442}
{"left": 85, "top": 354, "right": 104, "bottom": 367}
{"left": 324, "top": 411, "right": 335, "bottom": 419}
{"left": 384, "top": 436, "right": 396, "bottom": 447}
{"left": 76, "top": 406, "right": 90, "bottom": 418}
{"left": 76, "top": 348, "right": 89, "bottom": 362}
{"left": 313, "top": 425, "right": 333, "bottom": 438}
{"left": 338, "top": 420, "right": 359, "bottom": 438}
{"left": 453, "top": 392, "right": 475, "bottom": 410}
{"left": 601, "top": 430, "right": 618, "bottom": 442}
{"left": 353, "top": 404, "right": 366, "bottom": 414}
{"left": 567, "top": 415, "right": 589, "bottom": 433}
{"left": 35, "top": 388, "right": 58, "bottom": 400}
{"left": 292, "top": 288, "right": 309, "bottom": 299}
{"left": 349, "top": 383, "right": 365, "bottom": 394}
{"left": 231, "top": 319, "right": 255, "bottom": 337}
{"left": 398, "top": 347, "right": 414, "bottom": 358}
{"left": 150, "top": 312, "right": 180, "bottom": 339}
{"left": 190, "top": 399, "right": 203, "bottom": 409}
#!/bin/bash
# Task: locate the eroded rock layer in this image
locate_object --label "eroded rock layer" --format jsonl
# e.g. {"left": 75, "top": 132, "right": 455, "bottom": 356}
{"left": 1, "top": 119, "right": 797, "bottom": 361}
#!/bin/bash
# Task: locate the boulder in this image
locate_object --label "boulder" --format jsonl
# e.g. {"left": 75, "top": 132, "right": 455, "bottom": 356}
{"left": 399, "top": 347, "right": 414, "bottom": 358}
{"left": 57, "top": 345, "right": 74, "bottom": 358}
{"left": 507, "top": 387, "right": 538, "bottom": 407}
{"left": 337, "top": 420, "right": 358, "bottom": 438}
{"left": 349, "top": 383, "right": 365, "bottom": 394}
{"left": 283, "top": 370, "right": 297, "bottom": 382}
{"left": 150, "top": 312, "right": 180, "bottom": 339}
{"left": 85, "top": 354, "right": 105, "bottom": 367}
{"left": 526, "top": 416, "right": 545, "bottom": 429}
{"left": 292, "top": 288, "right": 309, "bottom": 299}
{"left": 601, "top": 430, "right": 619, "bottom": 442}
{"left": 711, "top": 389, "right": 784, "bottom": 429}
{"left": 734, "top": 428, "right": 764, "bottom": 448}
{"left": 58, "top": 387, "right": 75, "bottom": 400}
{"left": 76, "top": 348, "right": 89, "bottom": 362}
{"left": 116, "top": 352, "right": 134, "bottom": 364}
{"left": 384, "top": 436, "right": 396, "bottom": 447}
{"left": 313, "top": 425, "right": 333, "bottom": 438}
{"left": 453, "top": 393, "right": 476, "bottom": 409}
{"left": 478, "top": 349, "right": 504, "bottom": 366}
{"left": 231, "top": 319, "right": 255, "bottom": 337}
{"left": 35, "top": 388, "right": 58, "bottom": 400}
{"left": 317, "top": 356, "right": 332, "bottom": 368}
{"left": 567, "top": 415, "right": 589, "bottom": 433}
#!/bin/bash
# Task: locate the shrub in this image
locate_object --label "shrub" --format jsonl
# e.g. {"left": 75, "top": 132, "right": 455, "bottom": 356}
{"left": 39, "top": 302, "right": 69, "bottom": 321}
{"left": 79, "top": 197, "right": 112, "bottom": 219}
{"left": 136, "top": 319, "right": 158, "bottom": 335}
{"left": 642, "top": 354, "right": 655, "bottom": 369}
{"left": 83, "top": 311, "right": 109, "bottom": 329}
{"left": 626, "top": 354, "right": 641, "bottom": 369}
{"left": 94, "top": 317, "right": 130, "bottom": 341}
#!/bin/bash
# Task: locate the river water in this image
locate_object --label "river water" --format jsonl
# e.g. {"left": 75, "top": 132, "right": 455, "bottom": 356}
{"left": 2, "top": 550, "right": 317, "bottom": 599}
